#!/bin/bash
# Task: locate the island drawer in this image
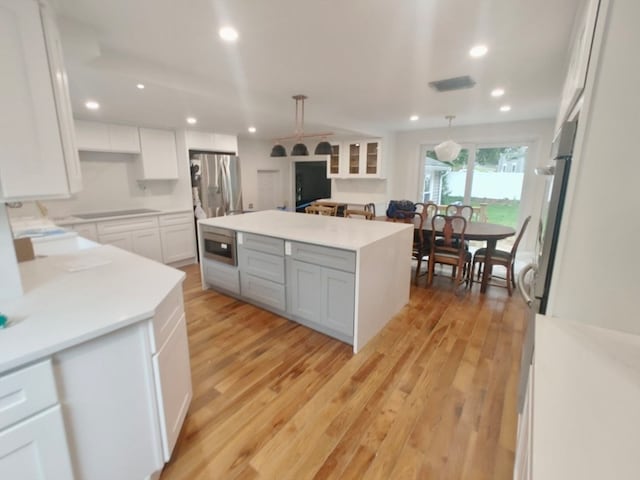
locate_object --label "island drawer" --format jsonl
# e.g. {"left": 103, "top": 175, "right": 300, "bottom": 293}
{"left": 238, "top": 247, "right": 285, "bottom": 284}
{"left": 286, "top": 241, "right": 356, "bottom": 273}
{"left": 238, "top": 232, "right": 284, "bottom": 256}
{"left": 203, "top": 258, "right": 240, "bottom": 295}
{"left": 0, "top": 359, "right": 58, "bottom": 431}
{"left": 149, "top": 282, "right": 184, "bottom": 354}
{"left": 240, "top": 273, "right": 286, "bottom": 312}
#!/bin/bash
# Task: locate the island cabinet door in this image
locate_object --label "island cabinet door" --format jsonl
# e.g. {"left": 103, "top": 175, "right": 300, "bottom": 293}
{"left": 287, "top": 259, "right": 322, "bottom": 324}
{"left": 321, "top": 268, "right": 355, "bottom": 338}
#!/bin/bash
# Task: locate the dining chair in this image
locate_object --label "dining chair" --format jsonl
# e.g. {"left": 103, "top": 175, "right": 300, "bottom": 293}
{"left": 344, "top": 209, "right": 374, "bottom": 220}
{"left": 364, "top": 203, "right": 376, "bottom": 217}
{"left": 305, "top": 205, "right": 336, "bottom": 216}
{"left": 401, "top": 212, "right": 428, "bottom": 285}
{"left": 445, "top": 204, "right": 474, "bottom": 221}
{"left": 471, "top": 215, "right": 532, "bottom": 295}
{"left": 427, "top": 214, "right": 472, "bottom": 288}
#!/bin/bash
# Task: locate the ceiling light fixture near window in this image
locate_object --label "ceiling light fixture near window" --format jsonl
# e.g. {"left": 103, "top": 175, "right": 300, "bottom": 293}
{"left": 491, "top": 88, "right": 505, "bottom": 97}
{"left": 500, "top": 105, "right": 512, "bottom": 112}
{"left": 248, "top": 126, "right": 256, "bottom": 133}
{"left": 469, "top": 44, "right": 488, "bottom": 58}
{"left": 186, "top": 117, "right": 197, "bottom": 124}
{"left": 85, "top": 100, "right": 100, "bottom": 110}
{"left": 410, "top": 115, "right": 419, "bottom": 122}
{"left": 136, "top": 83, "right": 145, "bottom": 90}
{"left": 219, "top": 26, "right": 239, "bottom": 43}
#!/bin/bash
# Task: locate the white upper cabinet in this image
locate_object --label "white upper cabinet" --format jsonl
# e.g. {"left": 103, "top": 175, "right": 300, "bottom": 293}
{"left": 327, "top": 139, "right": 383, "bottom": 179}
{"left": 75, "top": 120, "right": 141, "bottom": 154}
{"left": 0, "top": 0, "right": 81, "bottom": 201}
{"left": 185, "top": 130, "right": 238, "bottom": 154}
{"left": 138, "top": 128, "right": 179, "bottom": 180}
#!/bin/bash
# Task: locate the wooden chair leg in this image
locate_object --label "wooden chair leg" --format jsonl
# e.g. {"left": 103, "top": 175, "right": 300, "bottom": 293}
{"left": 511, "top": 263, "right": 516, "bottom": 288}
{"left": 427, "top": 257, "right": 434, "bottom": 285}
{"left": 414, "top": 256, "right": 422, "bottom": 285}
{"left": 506, "top": 264, "right": 513, "bottom": 296}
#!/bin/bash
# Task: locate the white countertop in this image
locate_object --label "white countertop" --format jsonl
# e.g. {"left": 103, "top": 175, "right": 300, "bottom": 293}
{"left": 533, "top": 315, "right": 640, "bottom": 479}
{"left": 0, "top": 245, "right": 184, "bottom": 374}
{"left": 198, "top": 210, "right": 412, "bottom": 250}
{"left": 53, "top": 207, "right": 192, "bottom": 225}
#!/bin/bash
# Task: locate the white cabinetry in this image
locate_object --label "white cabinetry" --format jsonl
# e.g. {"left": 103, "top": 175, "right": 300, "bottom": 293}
{"left": 70, "top": 222, "right": 98, "bottom": 242}
{"left": 0, "top": 360, "right": 73, "bottom": 479}
{"left": 75, "top": 120, "right": 141, "bottom": 153}
{"left": 159, "top": 213, "right": 196, "bottom": 264}
{"left": 138, "top": 128, "right": 179, "bottom": 180}
{"left": 0, "top": 0, "right": 81, "bottom": 201}
{"left": 327, "top": 139, "right": 383, "bottom": 179}
{"left": 97, "top": 216, "right": 163, "bottom": 262}
{"left": 185, "top": 130, "right": 238, "bottom": 153}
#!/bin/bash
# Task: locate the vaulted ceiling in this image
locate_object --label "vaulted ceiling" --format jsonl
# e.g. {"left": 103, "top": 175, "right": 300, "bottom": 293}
{"left": 54, "top": 0, "right": 581, "bottom": 139}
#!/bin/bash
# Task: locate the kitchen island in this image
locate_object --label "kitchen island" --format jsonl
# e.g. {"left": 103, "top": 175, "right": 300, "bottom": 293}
{"left": 198, "top": 210, "right": 413, "bottom": 353}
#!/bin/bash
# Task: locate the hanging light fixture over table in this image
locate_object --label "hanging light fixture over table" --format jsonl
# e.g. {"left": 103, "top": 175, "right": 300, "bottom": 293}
{"left": 434, "top": 115, "right": 462, "bottom": 163}
{"left": 270, "top": 95, "right": 333, "bottom": 157}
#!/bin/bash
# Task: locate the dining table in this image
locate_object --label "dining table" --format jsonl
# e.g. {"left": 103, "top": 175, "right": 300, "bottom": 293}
{"left": 377, "top": 215, "right": 516, "bottom": 293}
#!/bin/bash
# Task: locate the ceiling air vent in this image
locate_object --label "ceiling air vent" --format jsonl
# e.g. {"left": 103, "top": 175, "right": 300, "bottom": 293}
{"left": 429, "top": 75, "right": 476, "bottom": 92}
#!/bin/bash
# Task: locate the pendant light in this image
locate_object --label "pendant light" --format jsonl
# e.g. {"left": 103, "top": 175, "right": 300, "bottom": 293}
{"left": 434, "top": 115, "right": 462, "bottom": 163}
{"left": 270, "top": 95, "right": 333, "bottom": 157}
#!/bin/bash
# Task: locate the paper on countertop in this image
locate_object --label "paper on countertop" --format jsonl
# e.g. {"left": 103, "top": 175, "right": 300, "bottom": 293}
{"left": 64, "top": 257, "right": 112, "bottom": 272}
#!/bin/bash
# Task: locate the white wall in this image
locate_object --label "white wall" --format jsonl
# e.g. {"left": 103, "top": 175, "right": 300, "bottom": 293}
{"left": 392, "top": 118, "right": 556, "bottom": 253}
{"left": 237, "top": 137, "right": 290, "bottom": 211}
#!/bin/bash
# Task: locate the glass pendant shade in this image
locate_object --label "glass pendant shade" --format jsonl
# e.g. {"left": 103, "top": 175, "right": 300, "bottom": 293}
{"left": 314, "top": 141, "right": 333, "bottom": 155}
{"left": 270, "top": 144, "right": 287, "bottom": 157}
{"left": 291, "top": 143, "right": 309, "bottom": 156}
{"left": 434, "top": 139, "right": 462, "bottom": 163}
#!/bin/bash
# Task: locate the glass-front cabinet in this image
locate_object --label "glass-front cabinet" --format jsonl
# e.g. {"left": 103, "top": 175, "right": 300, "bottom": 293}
{"left": 325, "top": 139, "right": 383, "bottom": 178}
{"left": 329, "top": 144, "right": 340, "bottom": 175}
{"left": 349, "top": 143, "right": 361, "bottom": 174}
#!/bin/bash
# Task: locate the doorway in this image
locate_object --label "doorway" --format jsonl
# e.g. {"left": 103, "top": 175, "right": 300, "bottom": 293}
{"left": 294, "top": 161, "right": 331, "bottom": 212}
{"left": 257, "top": 170, "right": 281, "bottom": 210}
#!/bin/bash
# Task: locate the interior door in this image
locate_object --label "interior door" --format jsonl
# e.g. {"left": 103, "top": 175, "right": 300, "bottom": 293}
{"left": 257, "top": 170, "right": 280, "bottom": 210}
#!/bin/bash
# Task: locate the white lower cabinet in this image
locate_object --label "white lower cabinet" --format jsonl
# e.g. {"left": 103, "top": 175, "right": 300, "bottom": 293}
{"left": 152, "top": 313, "right": 192, "bottom": 461}
{"left": 0, "top": 359, "right": 73, "bottom": 480}
{"left": 0, "top": 406, "right": 74, "bottom": 479}
{"left": 160, "top": 223, "right": 196, "bottom": 264}
{"left": 132, "top": 228, "right": 163, "bottom": 263}
{"left": 70, "top": 222, "right": 97, "bottom": 242}
{"left": 514, "top": 363, "right": 534, "bottom": 480}
{"left": 99, "top": 231, "right": 133, "bottom": 251}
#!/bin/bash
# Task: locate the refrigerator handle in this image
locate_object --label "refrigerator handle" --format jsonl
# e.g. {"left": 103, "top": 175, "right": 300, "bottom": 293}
{"left": 517, "top": 263, "right": 537, "bottom": 306}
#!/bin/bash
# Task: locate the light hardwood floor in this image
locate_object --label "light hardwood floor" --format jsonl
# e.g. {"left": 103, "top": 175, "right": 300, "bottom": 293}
{"left": 160, "top": 264, "right": 527, "bottom": 480}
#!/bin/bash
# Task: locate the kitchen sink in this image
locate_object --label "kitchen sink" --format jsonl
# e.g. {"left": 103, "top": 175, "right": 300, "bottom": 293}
{"left": 73, "top": 209, "right": 160, "bottom": 219}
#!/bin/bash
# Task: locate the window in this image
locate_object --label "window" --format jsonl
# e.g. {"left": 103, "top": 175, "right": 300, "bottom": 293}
{"left": 420, "top": 144, "right": 529, "bottom": 249}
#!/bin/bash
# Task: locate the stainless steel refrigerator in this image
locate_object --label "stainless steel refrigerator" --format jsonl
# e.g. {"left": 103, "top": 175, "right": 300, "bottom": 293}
{"left": 191, "top": 153, "right": 243, "bottom": 217}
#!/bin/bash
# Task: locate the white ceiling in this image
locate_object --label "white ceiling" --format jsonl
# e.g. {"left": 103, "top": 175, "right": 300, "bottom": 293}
{"left": 54, "top": 0, "right": 581, "bottom": 140}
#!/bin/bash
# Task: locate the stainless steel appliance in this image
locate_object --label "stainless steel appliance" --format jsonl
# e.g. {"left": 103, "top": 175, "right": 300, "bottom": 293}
{"left": 201, "top": 226, "right": 236, "bottom": 265}
{"left": 191, "top": 152, "right": 243, "bottom": 217}
{"left": 515, "top": 119, "right": 578, "bottom": 410}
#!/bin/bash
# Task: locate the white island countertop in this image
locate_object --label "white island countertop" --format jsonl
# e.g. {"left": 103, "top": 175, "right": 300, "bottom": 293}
{"left": 199, "top": 210, "right": 412, "bottom": 250}
{"left": 0, "top": 245, "right": 184, "bottom": 374}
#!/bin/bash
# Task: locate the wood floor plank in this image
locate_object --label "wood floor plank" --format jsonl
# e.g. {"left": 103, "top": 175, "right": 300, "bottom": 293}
{"left": 160, "top": 264, "right": 527, "bottom": 480}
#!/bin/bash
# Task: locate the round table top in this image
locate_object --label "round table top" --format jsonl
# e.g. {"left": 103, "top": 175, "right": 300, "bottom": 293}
{"left": 421, "top": 220, "right": 516, "bottom": 241}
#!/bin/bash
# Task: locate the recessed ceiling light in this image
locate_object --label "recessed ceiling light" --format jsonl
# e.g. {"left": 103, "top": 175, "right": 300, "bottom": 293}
{"left": 219, "top": 26, "right": 239, "bottom": 43}
{"left": 410, "top": 115, "right": 419, "bottom": 122}
{"left": 85, "top": 100, "right": 100, "bottom": 110}
{"left": 186, "top": 117, "right": 197, "bottom": 124}
{"left": 136, "top": 83, "right": 145, "bottom": 89}
{"left": 469, "top": 44, "right": 488, "bottom": 58}
{"left": 500, "top": 105, "right": 512, "bottom": 112}
{"left": 248, "top": 126, "right": 256, "bottom": 133}
{"left": 491, "top": 88, "right": 505, "bottom": 97}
